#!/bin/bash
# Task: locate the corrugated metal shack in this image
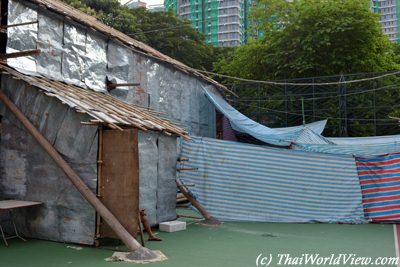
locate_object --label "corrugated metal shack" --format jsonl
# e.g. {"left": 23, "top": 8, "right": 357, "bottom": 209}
{"left": 0, "top": 63, "right": 188, "bottom": 245}
{"left": 4, "top": 0, "right": 224, "bottom": 136}
{"left": 0, "top": 0, "right": 224, "bottom": 245}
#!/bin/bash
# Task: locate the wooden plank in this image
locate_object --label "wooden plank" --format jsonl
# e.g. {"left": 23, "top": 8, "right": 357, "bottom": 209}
{"left": 0, "top": 49, "right": 41, "bottom": 60}
{"left": 1, "top": 20, "right": 38, "bottom": 29}
{"left": 99, "top": 128, "right": 139, "bottom": 239}
{"left": 106, "top": 82, "right": 140, "bottom": 91}
{"left": 0, "top": 200, "right": 42, "bottom": 210}
{"left": 95, "top": 126, "right": 103, "bottom": 246}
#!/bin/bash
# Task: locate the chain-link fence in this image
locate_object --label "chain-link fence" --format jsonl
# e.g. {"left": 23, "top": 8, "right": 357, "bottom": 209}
{"left": 228, "top": 72, "right": 400, "bottom": 137}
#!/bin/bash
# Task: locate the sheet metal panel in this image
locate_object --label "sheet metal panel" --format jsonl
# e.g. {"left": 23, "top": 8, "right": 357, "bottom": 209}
{"left": 83, "top": 32, "right": 107, "bottom": 92}
{"left": 179, "top": 137, "right": 365, "bottom": 223}
{"left": 62, "top": 23, "right": 87, "bottom": 87}
{"left": 7, "top": 0, "right": 38, "bottom": 72}
{"left": 156, "top": 135, "right": 178, "bottom": 223}
{"left": 36, "top": 13, "right": 63, "bottom": 80}
{"left": 107, "top": 41, "right": 135, "bottom": 85}
{"left": 138, "top": 131, "right": 159, "bottom": 225}
{"left": 0, "top": 76, "right": 98, "bottom": 244}
{"left": 138, "top": 131, "right": 178, "bottom": 225}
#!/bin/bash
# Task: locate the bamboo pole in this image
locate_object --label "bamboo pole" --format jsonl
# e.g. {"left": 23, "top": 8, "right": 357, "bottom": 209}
{"left": 0, "top": 91, "right": 143, "bottom": 252}
{"left": 95, "top": 125, "right": 103, "bottom": 247}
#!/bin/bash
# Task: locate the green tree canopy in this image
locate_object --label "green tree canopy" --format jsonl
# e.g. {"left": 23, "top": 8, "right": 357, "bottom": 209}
{"left": 217, "top": 0, "right": 400, "bottom": 80}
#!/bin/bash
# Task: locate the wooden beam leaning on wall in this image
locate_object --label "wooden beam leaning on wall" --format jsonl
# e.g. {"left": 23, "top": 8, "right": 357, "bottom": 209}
{"left": 176, "top": 178, "right": 221, "bottom": 226}
{"left": 0, "top": 90, "right": 163, "bottom": 261}
{"left": 0, "top": 20, "right": 39, "bottom": 33}
{"left": 0, "top": 49, "right": 40, "bottom": 60}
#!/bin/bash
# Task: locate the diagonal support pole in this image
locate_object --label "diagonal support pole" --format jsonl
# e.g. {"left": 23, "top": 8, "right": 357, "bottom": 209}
{"left": 176, "top": 178, "right": 221, "bottom": 226}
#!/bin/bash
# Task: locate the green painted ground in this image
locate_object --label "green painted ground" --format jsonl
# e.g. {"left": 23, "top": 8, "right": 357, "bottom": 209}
{"left": 0, "top": 209, "right": 396, "bottom": 267}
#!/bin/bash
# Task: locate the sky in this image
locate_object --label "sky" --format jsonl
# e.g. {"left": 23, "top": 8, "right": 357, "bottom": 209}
{"left": 120, "top": 0, "right": 164, "bottom": 7}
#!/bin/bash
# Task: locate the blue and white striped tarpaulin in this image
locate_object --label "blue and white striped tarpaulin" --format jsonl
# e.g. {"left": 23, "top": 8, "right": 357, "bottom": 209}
{"left": 179, "top": 137, "right": 365, "bottom": 223}
{"left": 292, "top": 142, "right": 400, "bottom": 156}
{"left": 204, "top": 87, "right": 327, "bottom": 146}
{"left": 328, "top": 135, "right": 400, "bottom": 145}
{"left": 295, "top": 127, "right": 334, "bottom": 144}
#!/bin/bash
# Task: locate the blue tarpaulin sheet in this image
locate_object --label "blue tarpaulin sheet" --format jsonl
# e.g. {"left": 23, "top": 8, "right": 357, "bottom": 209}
{"left": 204, "top": 87, "right": 327, "bottom": 146}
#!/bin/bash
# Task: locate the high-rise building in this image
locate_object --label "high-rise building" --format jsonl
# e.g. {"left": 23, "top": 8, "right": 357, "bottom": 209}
{"left": 148, "top": 4, "right": 165, "bottom": 12}
{"left": 371, "top": 0, "right": 400, "bottom": 42}
{"left": 125, "top": 0, "right": 147, "bottom": 9}
{"left": 164, "top": 0, "right": 251, "bottom": 47}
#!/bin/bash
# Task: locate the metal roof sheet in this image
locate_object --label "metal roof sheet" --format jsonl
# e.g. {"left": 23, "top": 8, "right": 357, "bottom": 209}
{"left": 0, "top": 63, "right": 189, "bottom": 138}
{"left": 20, "top": 0, "right": 229, "bottom": 93}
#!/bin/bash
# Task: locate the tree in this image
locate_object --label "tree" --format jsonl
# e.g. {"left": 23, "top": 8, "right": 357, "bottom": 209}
{"left": 216, "top": 0, "right": 400, "bottom": 80}
{"left": 128, "top": 8, "right": 215, "bottom": 70}
{"left": 214, "top": 0, "right": 400, "bottom": 137}
{"left": 61, "top": 0, "right": 97, "bottom": 16}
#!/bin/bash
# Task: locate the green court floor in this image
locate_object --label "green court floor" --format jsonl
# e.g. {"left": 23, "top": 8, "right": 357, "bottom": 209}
{"left": 0, "top": 209, "right": 396, "bottom": 267}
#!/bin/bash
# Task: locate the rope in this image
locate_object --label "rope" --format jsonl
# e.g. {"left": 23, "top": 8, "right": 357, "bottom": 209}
{"left": 231, "top": 84, "right": 400, "bottom": 103}
{"left": 194, "top": 69, "right": 400, "bottom": 86}
{"left": 235, "top": 102, "right": 397, "bottom": 122}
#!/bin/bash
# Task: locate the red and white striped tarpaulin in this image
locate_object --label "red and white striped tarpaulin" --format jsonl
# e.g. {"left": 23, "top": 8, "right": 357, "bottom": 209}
{"left": 356, "top": 153, "right": 400, "bottom": 222}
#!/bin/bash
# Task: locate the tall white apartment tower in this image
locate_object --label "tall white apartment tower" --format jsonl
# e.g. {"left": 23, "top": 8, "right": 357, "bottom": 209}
{"left": 165, "top": 0, "right": 251, "bottom": 47}
{"left": 371, "top": 0, "right": 399, "bottom": 42}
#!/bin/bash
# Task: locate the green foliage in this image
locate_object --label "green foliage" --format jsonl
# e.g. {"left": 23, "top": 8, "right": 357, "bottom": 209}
{"left": 128, "top": 8, "right": 215, "bottom": 70}
{"left": 214, "top": 0, "right": 400, "bottom": 137}
{"left": 60, "top": 0, "right": 217, "bottom": 70}
{"left": 217, "top": 0, "right": 400, "bottom": 80}
{"left": 61, "top": 0, "right": 97, "bottom": 16}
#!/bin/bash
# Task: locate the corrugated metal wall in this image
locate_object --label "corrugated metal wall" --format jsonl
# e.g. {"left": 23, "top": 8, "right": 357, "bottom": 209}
{"left": 0, "top": 75, "right": 179, "bottom": 243}
{"left": 0, "top": 75, "right": 98, "bottom": 245}
{"left": 138, "top": 131, "right": 178, "bottom": 225}
{"left": 6, "top": 0, "right": 216, "bottom": 138}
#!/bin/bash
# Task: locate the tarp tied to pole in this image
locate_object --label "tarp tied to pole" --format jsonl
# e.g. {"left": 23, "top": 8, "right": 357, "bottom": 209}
{"left": 179, "top": 137, "right": 365, "bottom": 223}
{"left": 204, "top": 87, "right": 327, "bottom": 146}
